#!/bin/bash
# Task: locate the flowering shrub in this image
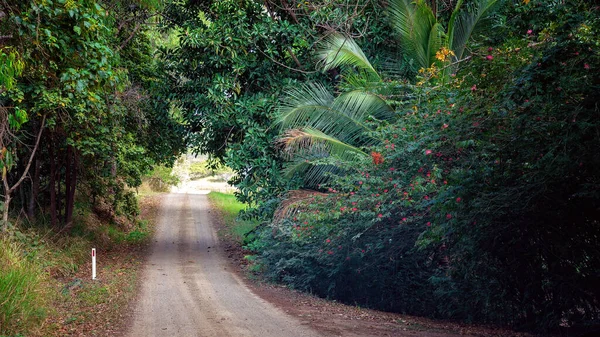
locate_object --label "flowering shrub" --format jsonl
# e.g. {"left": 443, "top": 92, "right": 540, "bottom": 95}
{"left": 254, "top": 0, "right": 600, "bottom": 331}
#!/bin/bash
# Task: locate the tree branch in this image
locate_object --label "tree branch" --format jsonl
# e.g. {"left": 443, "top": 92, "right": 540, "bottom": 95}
{"left": 117, "top": 23, "right": 141, "bottom": 51}
{"left": 8, "top": 114, "right": 46, "bottom": 195}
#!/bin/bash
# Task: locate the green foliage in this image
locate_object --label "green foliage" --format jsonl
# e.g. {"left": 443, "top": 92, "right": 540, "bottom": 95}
{"left": 0, "top": 238, "right": 47, "bottom": 334}
{"left": 0, "top": 49, "right": 24, "bottom": 90}
{"left": 388, "top": 0, "right": 499, "bottom": 74}
{"left": 208, "top": 192, "right": 260, "bottom": 244}
{"left": 276, "top": 84, "right": 394, "bottom": 187}
{"left": 161, "top": 0, "right": 397, "bottom": 217}
{"left": 106, "top": 221, "right": 149, "bottom": 244}
{"left": 115, "top": 191, "right": 140, "bottom": 221}
{"left": 143, "top": 165, "right": 180, "bottom": 192}
{"left": 0, "top": 0, "right": 186, "bottom": 228}
{"left": 253, "top": 0, "right": 600, "bottom": 331}
{"left": 188, "top": 161, "right": 232, "bottom": 180}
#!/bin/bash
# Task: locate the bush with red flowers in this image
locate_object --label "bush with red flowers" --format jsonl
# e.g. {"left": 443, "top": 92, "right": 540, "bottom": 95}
{"left": 254, "top": 0, "right": 600, "bottom": 331}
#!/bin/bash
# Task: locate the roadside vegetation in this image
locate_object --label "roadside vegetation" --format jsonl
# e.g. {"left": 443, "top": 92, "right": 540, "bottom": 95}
{"left": 2, "top": 0, "right": 598, "bottom": 335}
{"left": 189, "top": 160, "right": 233, "bottom": 182}
{"left": 162, "top": 0, "right": 599, "bottom": 333}
{"left": 1, "top": 0, "right": 183, "bottom": 333}
{"left": 0, "top": 193, "right": 159, "bottom": 336}
{"left": 208, "top": 192, "right": 259, "bottom": 245}
{"left": 0, "top": 161, "right": 169, "bottom": 336}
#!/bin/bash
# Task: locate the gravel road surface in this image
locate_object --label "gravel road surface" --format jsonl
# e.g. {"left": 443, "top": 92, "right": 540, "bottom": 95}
{"left": 127, "top": 193, "right": 322, "bottom": 337}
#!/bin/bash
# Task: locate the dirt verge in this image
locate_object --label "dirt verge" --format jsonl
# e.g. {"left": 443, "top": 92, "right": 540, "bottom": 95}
{"left": 36, "top": 194, "right": 162, "bottom": 337}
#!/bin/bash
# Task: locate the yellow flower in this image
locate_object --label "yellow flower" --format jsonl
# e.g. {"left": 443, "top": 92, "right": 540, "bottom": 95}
{"left": 523, "top": 0, "right": 530, "bottom": 4}
{"left": 435, "top": 47, "right": 455, "bottom": 62}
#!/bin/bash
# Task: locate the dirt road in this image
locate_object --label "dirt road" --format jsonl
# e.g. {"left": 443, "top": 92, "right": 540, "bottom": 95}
{"left": 127, "top": 193, "right": 322, "bottom": 337}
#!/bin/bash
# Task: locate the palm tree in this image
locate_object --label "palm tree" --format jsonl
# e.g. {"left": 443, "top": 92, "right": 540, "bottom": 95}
{"left": 276, "top": 82, "right": 394, "bottom": 187}
{"left": 275, "top": 0, "right": 500, "bottom": 188}
{"left": 388, "top": 0, "right": 500, "bottom": 72}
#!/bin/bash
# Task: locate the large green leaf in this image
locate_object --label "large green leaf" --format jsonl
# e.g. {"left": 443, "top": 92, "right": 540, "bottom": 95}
{"left": 276, "top": 83, "right": 393, "bottom": 145}
{"left": 278, "top": 127, "right": 367, "bottom": 161}
{"left": 317, "top": 33, "right": 380, "bottom": 80}
{"left": 388, "top": 0, "right": 440, "bottom": 70}
{"left": 448, "top": 0, "right": 500, "bottom": 61}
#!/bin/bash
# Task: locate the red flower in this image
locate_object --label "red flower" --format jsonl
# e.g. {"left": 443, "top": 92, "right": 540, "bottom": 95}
{"left": 446, "top": 214, "right": 452, "bottom": 219}
{"left": 327, "top": 251, "right": 333, "bottom": 255}
{"left": 527, "top": 29, "right": 533, "bottom": 35}
{"left": 426, "top": 222, "right": 431, "bottom": 227}
{"left": 371, "top": 151, "right": 384, "bottom": 165}
{"left": 378, "top": 213, "right": 383, "bottom": 218}
{"left": 402, "top": 217, "right": 407, "bottom": 222}
{"left": 584, "top": 63, "right": 590, "bottom": 70}
{"left": 425, "top": 149, "right": 432, "bottom": 155}
{"left": 456, "top": 197, "right": 462, "bottom": 203}
{"left": 486, "top": 55, "right": 493, "bottom": 61}
{"left": 352, "top": 207, "right": 358, "bottom": 212}
{"left": 326, "top": 239, "right": 331, "bottom": 243}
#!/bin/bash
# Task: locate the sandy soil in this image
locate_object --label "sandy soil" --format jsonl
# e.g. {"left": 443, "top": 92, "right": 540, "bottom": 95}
{"left": 126, "top": 193, "right": 322, "bottom": 337}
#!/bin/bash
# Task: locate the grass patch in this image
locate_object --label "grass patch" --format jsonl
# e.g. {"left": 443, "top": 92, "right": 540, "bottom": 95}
{"left": 0, "top": 238, "right": 48, "bottom": 335}
{"left": 207, "top": 192, "right": 259, "bottom": 243}
{"left": 105, "top": 220, "right": 150, "bottom": 245}
{"left": 0, "top": 194, "right": 161, "bottom": 336}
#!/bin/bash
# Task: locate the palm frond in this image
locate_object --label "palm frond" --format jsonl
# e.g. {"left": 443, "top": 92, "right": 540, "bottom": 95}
{"left": 278, "top": 128, "right": 368, "bottom": 161}
{"left": 272, "top": 189, "right": 328, "bottom": 224}
{"left": 388, "top": 0, "right": 439, "bottom": 70}
{"left": 448, "top": 0, "right": 500, "bottom": 61}
{"left": 427, "top": 22, "right": 444, "bottom": 67}
{"left": 276, "top": 83, "right": 393, "bottom": 145}
{"left": 280, "top": 155, "right": 341, "bottom": 187}
{"left": 317, "top": 33, "right": 380, "bottom": 80}
{"left": 277, "top": 128, "right": 368, "bottom": 187}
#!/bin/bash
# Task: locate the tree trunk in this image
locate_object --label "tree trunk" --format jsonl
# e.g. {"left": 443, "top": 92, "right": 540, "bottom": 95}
{"left": 27, "top": 157, "right": 41, "bottom": 220}
{"left": 57, "top": 148, "right": 63, "bottom": 226}
{"left": 65, "top": 145, "right": 71, "bottom": 225}
{"left": 49, "top": 139, "right": 57, "bottom": 228}
{"left": 65, "top": 147, "right": 77, "bottom": 228}
{"left": 2, "top": 193, "right": 10, "bottom": 230}
{"left": 1, "top": 115, "right": 46, "bottom": 232}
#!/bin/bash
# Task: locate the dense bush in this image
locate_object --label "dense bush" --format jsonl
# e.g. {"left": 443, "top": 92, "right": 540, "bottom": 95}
{"left": 255, "top": 0, "right": 600, "bottom": 330}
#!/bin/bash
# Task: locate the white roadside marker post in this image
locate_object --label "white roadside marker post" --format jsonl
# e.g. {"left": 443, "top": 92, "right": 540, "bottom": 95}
{"left": 92, "top": 248, "right": 97, "bottom": 280}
